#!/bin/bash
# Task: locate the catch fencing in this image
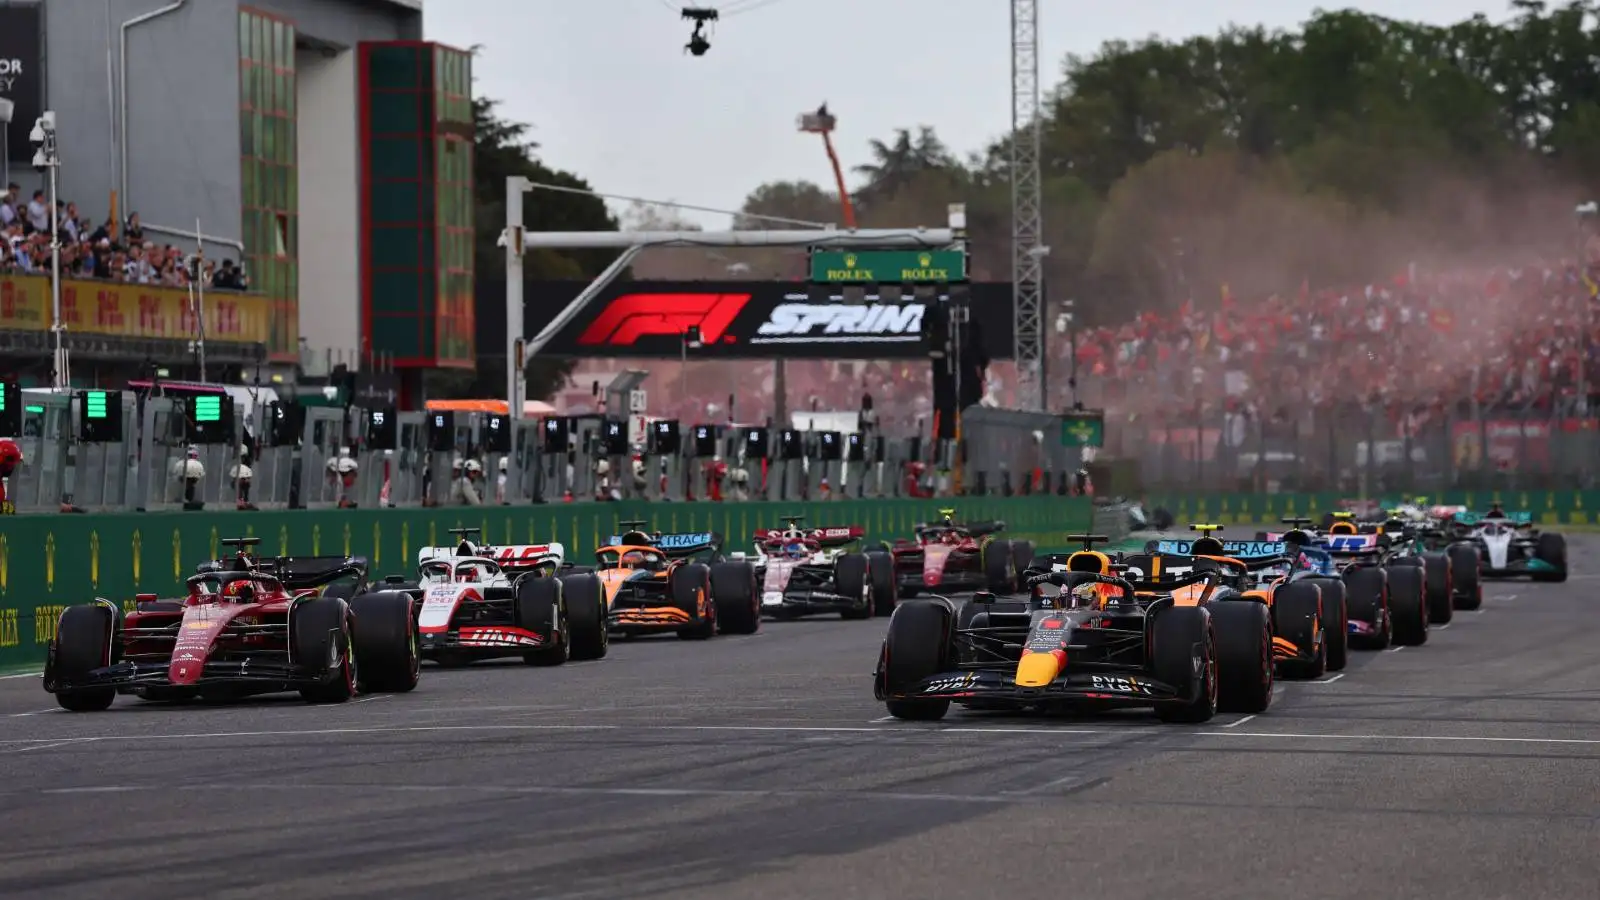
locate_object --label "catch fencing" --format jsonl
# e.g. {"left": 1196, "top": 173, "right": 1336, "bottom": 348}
{"left": 1108, "top": 401, "right": 1600, "bottom": 495}
{"left": 1, "top": 394, "right": 1089, "bottom": 514}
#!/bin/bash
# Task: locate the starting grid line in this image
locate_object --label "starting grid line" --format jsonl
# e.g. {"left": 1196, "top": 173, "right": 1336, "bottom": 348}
{"left": 3, "top": 721, "right": 1600, "bottom": 749}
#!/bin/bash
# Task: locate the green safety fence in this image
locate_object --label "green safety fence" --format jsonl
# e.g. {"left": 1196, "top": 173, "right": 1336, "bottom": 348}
{"left": 0, "top": 496, "right": 1094, "bottom": 671}
{"left": 1145, "top": 490, "right": 1600, "bottom": 528}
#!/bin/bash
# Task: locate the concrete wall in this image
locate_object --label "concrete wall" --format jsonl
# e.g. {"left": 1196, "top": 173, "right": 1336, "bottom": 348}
{"left": 296, "top": 47, "right": 360, "bottom": 369}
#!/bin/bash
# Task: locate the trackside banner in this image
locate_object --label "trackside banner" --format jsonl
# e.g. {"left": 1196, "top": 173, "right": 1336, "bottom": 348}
{"left": 520, "top": 280, "right": 1016, "bottom": 359}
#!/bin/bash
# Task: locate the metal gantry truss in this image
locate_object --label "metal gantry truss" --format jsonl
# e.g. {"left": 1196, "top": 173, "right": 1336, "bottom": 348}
{"left": 1010, "top": 0, "right": 1044, "bottom": 410}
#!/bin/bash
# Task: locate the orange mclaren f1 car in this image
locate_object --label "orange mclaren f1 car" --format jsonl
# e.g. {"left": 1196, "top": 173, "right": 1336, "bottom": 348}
{"left": 570, "top": 521, "right": 759, "bottom": 640}
{"left": 1131, "top": 526, "right": 1348, "bottom": 679}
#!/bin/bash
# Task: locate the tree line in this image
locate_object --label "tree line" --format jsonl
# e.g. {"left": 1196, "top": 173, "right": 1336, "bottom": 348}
{"left": 462, "top": 1, "right": 1600, "bottom": 398}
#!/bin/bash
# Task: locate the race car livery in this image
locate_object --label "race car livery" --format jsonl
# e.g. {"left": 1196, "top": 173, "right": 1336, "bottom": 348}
{"left": 580, "top": 522, "right": 759, "bottom": 639}
{"left": 417, "top": 527, "right": 565, "bottom": 575}
{"left": 889, "top": 509, "right": 1033, "bottom": 596}
{"left": 874, "top": 544, "right": 1275, "bottom": 724}
{"left": 739, "top": 517, "right": 896, "bottom": 619}
{"left": 1453, "top": 511, "right": 1567, "bottom": 582}
{"left": 401, "top": 556, "right": 608, "bottom": 666}
{"left": 42, "top": 538, "right": 420, "bottom": 711}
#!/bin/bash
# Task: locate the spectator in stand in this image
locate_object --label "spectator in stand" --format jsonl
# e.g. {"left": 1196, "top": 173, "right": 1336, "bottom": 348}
{"left": 24, "top": 190, "right": 48, "bottom": 233}
{"left": 124, "top": 212, "right": 144, "bottom": 245}
{"left": 0, "top": 183, "right": 17, "bottom": 228}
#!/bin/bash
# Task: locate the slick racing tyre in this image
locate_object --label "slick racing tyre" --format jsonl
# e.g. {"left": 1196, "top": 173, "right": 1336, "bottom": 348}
{"left": 1421, "top": 552, "right": 1453, "bottom": 625}
{"left": 880, "top": 600, "right": 955, "bottom": 721}
{"left": 1449, "top": 543, "right": 1482, "bottom": 611}
{"left": 1343, "top": 566, "right": 1391, "bottom": 650}
{"left": 984, "top": 539, "right": 1016, "bottom": 594}
{"left": 1209, "top": 600, "right": 1273, "bottom": 714}
{"left": 671, "top": 563, "right": 716, "bottom": 640}
{"left": 1271, "top": 581, "right": 1325, "bottom": 680}
{"left": 293, "top": 596, "right": 357, "bottom": 704}
{"left": 1010, "top": 540, "right": 1036, "bottom": 582}
{"left": 835, "top": 552, "right": 873, "bottom": 620}
{"left": 349, "top": 590, "right": 420, "bottom": 693}
{"left": 711, "top": 561, "right": 760, "bottom": 635}
{"left": 1534, "top": 533, "right": 1567, "bottom": 583}
{"left": 1152, "top": 606, "right": 1218, "bottom": 724}
{"left": 1305, "top": 577, "right": 1349, "bottom": 672}
{"left": 516, "top": 576, "right": 570, "bottom": 666}
{"left": 866, "top": 551, "right": 897, "bottom": 618}
{"left": 1385, "top": 564, "right": 1428, "bottom": 646}
{"left": 560, "top": 573, "right": 609, "bottom": 660}
{"left": 50, "top": 604, "right": 119, "bottom": 712}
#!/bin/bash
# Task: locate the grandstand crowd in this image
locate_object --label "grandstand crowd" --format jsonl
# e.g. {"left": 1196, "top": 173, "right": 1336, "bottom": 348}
{"left": 567, "top": 258, "right": 1600, "bottom": 445}
{"left": 0, "top": 184, "right": 250, "bottom": 290}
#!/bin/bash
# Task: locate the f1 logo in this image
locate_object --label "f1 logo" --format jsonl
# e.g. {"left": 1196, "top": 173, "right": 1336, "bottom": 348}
{"left": 577, "top": 293, "right": 751, "bottom": 346}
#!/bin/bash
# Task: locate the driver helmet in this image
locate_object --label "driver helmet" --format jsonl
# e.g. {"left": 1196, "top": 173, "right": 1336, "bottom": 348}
{"left": 1486, "top": 503, "right": 1505, "bottom": 518}
{"left": 622, "top": 550, "right": 646, "bottom": 567}
{"left": 457, "top": 565, "right": 480, "bottom": 582}
{"left": 784, "top": 539, "right": 807, "bottom": 558}
{"left": 224, "top": 579, "right": 255, "bottom": 602}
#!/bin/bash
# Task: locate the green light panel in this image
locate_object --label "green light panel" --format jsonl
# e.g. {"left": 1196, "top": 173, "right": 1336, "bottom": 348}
{"left": 86, "top": 391, "right": 108, "bottom": 419}
{"left": 194, "top": 396, "right": 222, "bottom": 422}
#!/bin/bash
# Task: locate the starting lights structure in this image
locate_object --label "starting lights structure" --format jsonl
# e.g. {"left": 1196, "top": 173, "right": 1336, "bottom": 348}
{"left": 499, "top": 175, "right": 964, "bottom": 423}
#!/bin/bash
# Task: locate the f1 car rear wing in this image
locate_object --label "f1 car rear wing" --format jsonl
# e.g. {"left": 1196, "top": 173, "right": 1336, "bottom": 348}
{"left": 268, "top": 555, "right": 370, "bottom": 590}
{"left": 1324, "top": 533, "right": 1383, "bottom": 555}
{"left": 603, "top": 530, "right": 723, "bottom": 558}
{"left": 1150, "top": 538, "right": 1287, "bottom": 559}
{"left": 755, "top": 525, "right": 864, "bottom": 548}
{"left": 416, "top": 543, "right": 567, "bottom": 569}
{"left": 1454, "top": 510, "right": 1533, "bottom": 526}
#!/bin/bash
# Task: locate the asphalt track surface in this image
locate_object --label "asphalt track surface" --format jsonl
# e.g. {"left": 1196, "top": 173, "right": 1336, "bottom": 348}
{"left": 2, "top": 529, "right": 1599, "bottom": 900}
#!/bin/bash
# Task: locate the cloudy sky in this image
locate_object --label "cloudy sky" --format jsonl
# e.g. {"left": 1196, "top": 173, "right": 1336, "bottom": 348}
{"left": 424, "top": 1, "right": 1513, "bottom": 228}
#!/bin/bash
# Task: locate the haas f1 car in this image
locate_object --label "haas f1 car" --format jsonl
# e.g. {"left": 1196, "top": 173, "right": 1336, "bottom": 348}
{"left": 570, "top": 521, "right": 759, "bottom": 640}
{"left": 891, "top": 509, "right": 1035, "bottom": 596}
{"left": 379, "top": 529, "right": 608, "bottom": 668}
{"left": 735, "top": 517, "right": 897, "bottom": 620}
{"left": 43, "top": 538, "right": 420, "bottom": 711}
{"left": 874, "top": 535, "right": 1276, "bottom": 724}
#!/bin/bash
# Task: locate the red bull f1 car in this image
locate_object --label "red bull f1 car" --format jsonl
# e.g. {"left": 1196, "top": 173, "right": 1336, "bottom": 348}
{"left": 874, "top": 535, "right": 1275, "bottom": 723}
{"left": 43, "top": 538, "right": 420, "bottom": 711}
{"left": 734, "top": 516, "right": 897, "bottom": 619}
{"left": 890, "top": 509, "right": 1035, "bottom": 596}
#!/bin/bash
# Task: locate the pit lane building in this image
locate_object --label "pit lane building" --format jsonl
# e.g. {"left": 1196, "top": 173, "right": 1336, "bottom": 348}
{"left": 1, "top": 0, "right": 473, "bottom": 389}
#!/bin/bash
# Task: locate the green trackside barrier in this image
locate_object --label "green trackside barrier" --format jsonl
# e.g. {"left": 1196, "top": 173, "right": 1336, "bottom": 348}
{"left": 0, "top": 495, "right": 1093, "bottom": 672}
{"left": 1145, "top": 490, "right": 1600, "bottom": 528}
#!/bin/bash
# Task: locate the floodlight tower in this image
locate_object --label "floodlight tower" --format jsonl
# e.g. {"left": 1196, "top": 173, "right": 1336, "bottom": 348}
{"left": 1011, "top": 0, "right": 1044, "bottom": 410}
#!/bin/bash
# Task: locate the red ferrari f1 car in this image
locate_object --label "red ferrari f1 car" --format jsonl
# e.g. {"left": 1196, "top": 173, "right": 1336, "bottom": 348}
{"left": 43, "top": 538, "right": 420, "bottom": 711}
{"left": 890, "top": 509, "right": 1035, "bottom": 596}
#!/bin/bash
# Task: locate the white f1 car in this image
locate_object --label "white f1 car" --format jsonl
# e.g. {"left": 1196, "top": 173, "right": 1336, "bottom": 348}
{"left": 417, "top": 527, "right": 566, "bottom": 574}
{"left": 385, "top": 528, "right": 603, "bottom": 666}
{"left": 731, "top": 516, "right": 896, "bottom": 620}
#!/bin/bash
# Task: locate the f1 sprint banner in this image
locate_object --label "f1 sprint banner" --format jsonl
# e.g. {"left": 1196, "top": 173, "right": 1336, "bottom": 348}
{"left": 517, "top": 280, "right": 1016, "bottom": 360}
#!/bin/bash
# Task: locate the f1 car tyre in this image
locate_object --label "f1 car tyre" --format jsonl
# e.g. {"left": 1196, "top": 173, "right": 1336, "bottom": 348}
{"left": 881, "top": 600, "right": 955, "bottom": 721}
{"left": 349, "top": 590, "right": 420, "bottom": 693}
{"left": 1343, "top": 566, "right": 1392, "bottom": 650}
{"left": 1449, "top": 542, "right": 1482, "bottom": 610}
{"left": 50, "top": 604, "right": 118, "bottom": 712}
{"left": 1535, "top": 533, "right": 1567, "bottom": 583}
{"left": 984, "top": 539, "right": 1016, "bottom": 594}
{"left": 1209, "top": 600, "right": 1274, "bottom": 714}
{"left": 1420, "top": 552, "right": 1453, "bottom": 625}
{"left": 561, "top": 573, "right": 609, "bottom": 660}
{"left": 835, "top": 553, "right": 873, "bottom": 620}
{"left": 516, "top": 576, "right": 570, "bottom": 666}
{"left": 1272, "top": 581, "right": 1325, "bottom": 680}
{"left": 671, "top": 562, "right": 716, "bottom": 640}
{"left": 322, "top": 582, "right": 365, "bottom": 602}
{"left": 1152, "top": 606, "right": 1218, "bottom": 724}
{"left": 1304, "top": 577, "right": 1349, "bottom": 672}
{"left": 711, "top": 561, "right": 760, "bottom": 635}
{"left": 866, "top": 551, "right": 897, "bottom": 617}
{"left": 1010, "top": 540, "right": 1036, "bottom": 582}
{"left": 293, "top": 596, "right": 357, "bottom": 704}
{"left": 1385, "top": 564, "right": 1428, "bottom": 647}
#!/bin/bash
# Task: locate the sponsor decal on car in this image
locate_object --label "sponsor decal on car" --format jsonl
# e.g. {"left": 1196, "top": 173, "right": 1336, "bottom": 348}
{"left": 1089, "top": 674, "right": 1153, "bottom": 695}
{"left": 922, "top": 672, "right": 977, "bottom": 693}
